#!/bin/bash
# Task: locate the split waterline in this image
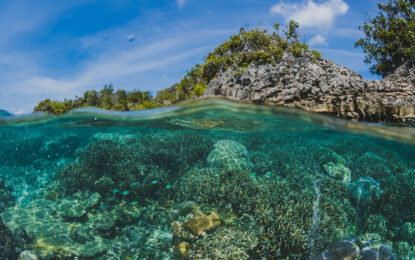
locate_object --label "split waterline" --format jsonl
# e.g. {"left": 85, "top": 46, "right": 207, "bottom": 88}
{"left": 0, "top": 98, "right": 414, "bottom": 259}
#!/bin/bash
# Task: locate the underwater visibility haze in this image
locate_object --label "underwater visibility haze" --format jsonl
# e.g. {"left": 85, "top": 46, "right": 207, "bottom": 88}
{"left": 1, "top": 99, "right": 415, "bottom": 259}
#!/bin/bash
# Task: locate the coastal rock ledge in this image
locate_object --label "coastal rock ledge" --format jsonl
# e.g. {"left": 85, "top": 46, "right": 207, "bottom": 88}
{"left": 204, "top": 53, "right": 415, "bottom": 122}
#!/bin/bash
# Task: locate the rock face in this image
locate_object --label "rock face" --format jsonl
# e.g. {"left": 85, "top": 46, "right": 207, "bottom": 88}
{"left": 205, "top": 54, "right": 415, "bottom": 122}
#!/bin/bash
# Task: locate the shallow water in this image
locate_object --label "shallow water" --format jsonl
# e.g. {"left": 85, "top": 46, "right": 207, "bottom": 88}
{"left": 0, "top": 98, "right": 414, "bottom": 259}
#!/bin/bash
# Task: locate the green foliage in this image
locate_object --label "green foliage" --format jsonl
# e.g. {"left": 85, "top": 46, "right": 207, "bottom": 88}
{"left": 355, "top": 0, "right": 415, "bottom": 76}
{"left": 285, "top": 20, "right": 300, "bottom": 41}
{"left": 34, "top": 99, "right": 76, "bottom": 115}
{"left": 191, "top": 82, "right": 207, "bottom": 97}
{"left": 155, "top": 85, "right": 178, "bottom": 104}
{"left": 311, "top": 50, "right": 322, "bottom": 59}
{"left": 34, "top": 84, "right": 156, "bottom": 115}
{"left": 169, "top": 20, "right": 320, "bottom": 102}
{"left": 34, "top": 20, "right": 321, "bottom": 114}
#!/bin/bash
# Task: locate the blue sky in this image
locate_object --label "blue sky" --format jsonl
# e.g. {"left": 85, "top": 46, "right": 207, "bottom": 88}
{"left": 0, "top": 0, "right": 380, "bottom": 114}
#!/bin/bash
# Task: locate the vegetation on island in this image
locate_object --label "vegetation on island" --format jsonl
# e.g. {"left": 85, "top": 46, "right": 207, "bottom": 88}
{"left": 355, "top": 0, "right": 415, "bottom": 76}
{"left": 34, "top": 21, "right": 321, "bottom": 115}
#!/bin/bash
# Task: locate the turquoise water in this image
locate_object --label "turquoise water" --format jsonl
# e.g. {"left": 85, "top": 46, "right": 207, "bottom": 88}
{"left": 0, "top": 99, "right": 414, "bottom": 259}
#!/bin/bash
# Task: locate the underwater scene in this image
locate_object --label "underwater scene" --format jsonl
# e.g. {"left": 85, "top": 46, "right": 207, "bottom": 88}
{"left": 1, "top": 99, "right": 415, "bottom": 260}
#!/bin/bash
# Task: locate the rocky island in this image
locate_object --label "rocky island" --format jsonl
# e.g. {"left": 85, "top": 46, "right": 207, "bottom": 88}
{"left": 34, "top": 20, "right": 415, "bottom": 123}
{"left": 204, "top": 53, "right": 415, "bottom": 122}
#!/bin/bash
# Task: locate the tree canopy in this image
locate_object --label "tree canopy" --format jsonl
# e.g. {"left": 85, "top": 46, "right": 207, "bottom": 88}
{"left": 33, "top": 84, "right": 156, "bottom": 115}
{"left": 355, "top": 0, "right": 415, "bottom": 76}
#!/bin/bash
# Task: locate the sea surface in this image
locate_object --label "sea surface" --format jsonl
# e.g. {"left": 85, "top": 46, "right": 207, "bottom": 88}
{"left": 0, "top": 98, "right": 414, "bottom": 259}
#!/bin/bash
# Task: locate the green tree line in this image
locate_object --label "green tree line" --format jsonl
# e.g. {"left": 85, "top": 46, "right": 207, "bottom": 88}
{"left": 34, "top": 84, "right": 156, "bottom": 115}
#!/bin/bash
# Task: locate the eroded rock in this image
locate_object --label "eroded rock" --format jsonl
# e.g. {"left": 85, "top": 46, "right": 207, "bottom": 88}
{"left": 205, "top": 55, "right": 415, "bottom": 122}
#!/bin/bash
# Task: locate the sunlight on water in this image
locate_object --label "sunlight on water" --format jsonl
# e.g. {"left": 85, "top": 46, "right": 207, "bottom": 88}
{"left": 0, "top": 98, "right": 414, "bottom": 259}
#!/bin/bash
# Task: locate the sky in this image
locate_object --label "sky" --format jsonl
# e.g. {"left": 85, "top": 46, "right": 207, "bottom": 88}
{"left": 0, "top": 0, "right": 381, "bottom": 114}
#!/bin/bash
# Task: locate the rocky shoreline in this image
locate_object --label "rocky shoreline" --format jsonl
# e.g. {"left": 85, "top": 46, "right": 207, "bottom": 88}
{"left": 204, "top": 53, "right": 415, "bottom": 122}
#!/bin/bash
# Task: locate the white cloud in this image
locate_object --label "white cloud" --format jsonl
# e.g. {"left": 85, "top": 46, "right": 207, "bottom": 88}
{"left": 270, "top": 0, "right": 349, "bottom": 30}
{"left": 308, "top": 34, "right": 328, "bottom": 46}
{"left": 17, "top": 41, "right": 212, "bottom": 96}
{"left": 177, "top": 0, "right": 186, "bottom": 9}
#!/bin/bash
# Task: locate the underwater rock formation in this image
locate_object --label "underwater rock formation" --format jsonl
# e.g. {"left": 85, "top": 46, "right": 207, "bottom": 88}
{"left": 205, "top": 55, "right": 415, "bottom": 122}
{"left": 207, "top": 139, "right": 252, "bottom": 171}
{"left": 313, "top": 238, "right": 396, "bottom": 260}
{"left": 18, "top": 250, "right": 39, "bottom": 260}
{"left": 348, "top": 177, "right": 382, "bottom": 209}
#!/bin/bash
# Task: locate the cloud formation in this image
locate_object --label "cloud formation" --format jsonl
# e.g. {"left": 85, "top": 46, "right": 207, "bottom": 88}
{"left": 270, "top": 0, "right": 349, "bottom": 30}
{"left": 308, "top": 34, "right": 328, "bottom": 46}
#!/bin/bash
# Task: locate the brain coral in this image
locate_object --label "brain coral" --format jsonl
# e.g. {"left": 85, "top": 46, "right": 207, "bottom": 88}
{"left": 207, "top": 140, "right": 252, "bottom": 171}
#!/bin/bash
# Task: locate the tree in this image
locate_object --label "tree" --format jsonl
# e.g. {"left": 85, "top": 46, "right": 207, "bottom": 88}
{"left": 284, "top": 20, "right": 299, "bottom": 41}
{"left": 355, "top": 0, "right": 415, "bottom": 76}
{"left": 83, "top": 90, "right": 99, "bottom": 106}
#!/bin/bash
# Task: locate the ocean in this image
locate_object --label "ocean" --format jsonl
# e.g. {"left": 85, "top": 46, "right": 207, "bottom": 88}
{"left": 0, "top": 98, "right": 414, "bottom": 259}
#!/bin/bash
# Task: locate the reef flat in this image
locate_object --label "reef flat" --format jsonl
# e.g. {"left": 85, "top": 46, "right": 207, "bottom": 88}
{"left": 0, "top": 100, "right": 414, "bottom": 259}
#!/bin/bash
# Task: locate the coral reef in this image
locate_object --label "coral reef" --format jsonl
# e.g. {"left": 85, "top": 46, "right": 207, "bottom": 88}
{"left": 348, "top": 177, "right": 383, "bottom": 209}
{"left": 207, "top": 139, "right": 252, "bottom": 171}
{"left": 184, "top": 211, "right": 221, "bottom": 236}
{"left": 0, "top": 217, "right": 20, "bottom": 259}
{"left": 323, "top": 162, "right": 351, "bottom": 185}
{"left": 0, "top": 178, "right": 14, "bottom": 211}
{"left": 313, "top": 238, "right": 396, "bottom": 260}
{"left": 18, "top": 250, "right": 40, "bottom": 260}
{"left": 1, "top": 105, "right": 415, "bottom": 259}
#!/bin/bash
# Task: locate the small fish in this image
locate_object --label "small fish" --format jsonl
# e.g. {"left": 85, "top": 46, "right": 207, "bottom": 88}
{"left": 250, "top": 172, "right": 257, "bottom": 178}
{"left": 121, "top": 190, "right": 130, "bottom": 196}
{"left": 165, "top": 184, "right": 172, "bottom": 189}
{"left": 265, "top": 171, "right": 272, "bottom": 177}
{"left": 131, "top": 181, "right": 139, "bottom": 186}
{"left": 151, "top": 180, "right": 158, "bottom": 184}
{"left": 214, "top": 173, "right": 220, "bottom": 177}
{"left": 112, "top": 189, "right": 120, "bottom": 193}
{"left": 130, "top": 201, "right": 138, "bottom": 206}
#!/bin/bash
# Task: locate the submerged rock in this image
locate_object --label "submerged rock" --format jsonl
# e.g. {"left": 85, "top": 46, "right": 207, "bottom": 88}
{"left": 207, "top": 140, "right": 252, "bottom": 171}
{"left": 312, "top": 239, "right": 360, "bottom": 260}
{"left": 313, "top": 238, "right": 395, "bottom": 260}
{"left": 18, "top": 250, "right": 39, "bottom": 260}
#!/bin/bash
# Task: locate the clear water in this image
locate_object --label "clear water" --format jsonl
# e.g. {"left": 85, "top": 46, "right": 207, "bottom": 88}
{"left": 0, "top": 99, "right": 414, "bottom": 259}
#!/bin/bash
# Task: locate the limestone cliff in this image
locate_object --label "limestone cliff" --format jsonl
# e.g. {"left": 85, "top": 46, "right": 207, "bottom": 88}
{"left": 204, "top": 53, "right": 415, "bottom": 122}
